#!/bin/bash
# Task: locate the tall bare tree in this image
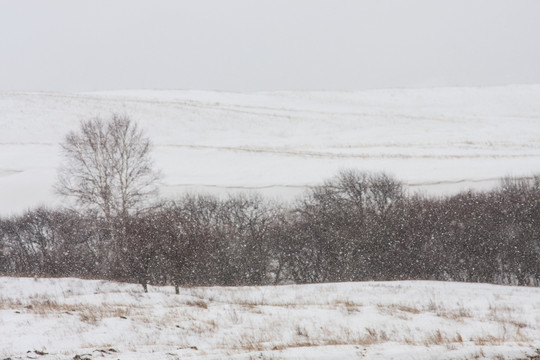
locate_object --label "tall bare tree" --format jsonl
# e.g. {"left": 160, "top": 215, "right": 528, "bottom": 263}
{"left": 56, "top": 115, "right": 160, "bottom": 221}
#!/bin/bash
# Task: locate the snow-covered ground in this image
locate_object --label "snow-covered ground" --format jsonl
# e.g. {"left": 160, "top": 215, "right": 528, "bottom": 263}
{"left": 2, "top": 85, "right": 540, "bottom": 215}
{"left": 0, "top": 277, "right": 539, "bottom": 359}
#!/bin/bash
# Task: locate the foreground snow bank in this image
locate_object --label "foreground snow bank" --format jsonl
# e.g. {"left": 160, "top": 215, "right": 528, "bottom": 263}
{"left": 0, "top": 277, "right": 539, "bottom": 359}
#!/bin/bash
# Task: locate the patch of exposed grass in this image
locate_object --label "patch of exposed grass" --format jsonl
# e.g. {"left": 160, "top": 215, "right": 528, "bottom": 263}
{"left": 186, "top": 300, "right": 208, "bottom": 309}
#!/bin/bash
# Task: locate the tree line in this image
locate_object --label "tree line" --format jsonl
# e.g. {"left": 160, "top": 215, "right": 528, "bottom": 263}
{"left": 0, "top": 116, "right": 538, "bottom": 290}
{"left": 1, "top": 171, "right": 539, "bottom": 290}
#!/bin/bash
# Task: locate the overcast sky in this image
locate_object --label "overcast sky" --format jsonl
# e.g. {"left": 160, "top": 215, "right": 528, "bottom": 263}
{"left": 1, "top": 0, "right": 539, "bottom": 92}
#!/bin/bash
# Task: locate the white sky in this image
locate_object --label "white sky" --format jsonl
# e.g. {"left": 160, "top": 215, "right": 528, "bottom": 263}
{"left": 1, "top": 0, "right": 539, "bottom": 92}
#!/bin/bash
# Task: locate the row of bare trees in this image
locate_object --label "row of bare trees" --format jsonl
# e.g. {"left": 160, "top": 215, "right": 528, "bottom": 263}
{"left": 282, "top": 172, "right": 540, "bottom": 286}
{"left": 1, "top": 116, "right": 538, "bottom": 288}
{"left": 2, "top": 171, "right": 540, "bottom": 289}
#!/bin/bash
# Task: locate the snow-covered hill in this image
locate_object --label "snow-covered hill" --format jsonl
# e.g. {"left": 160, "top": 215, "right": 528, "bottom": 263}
{"left": 0, "top": 277, "right": 539, "bottom": 359}
{"left": 2, "top": 85, "right": 540, "bottom": 215}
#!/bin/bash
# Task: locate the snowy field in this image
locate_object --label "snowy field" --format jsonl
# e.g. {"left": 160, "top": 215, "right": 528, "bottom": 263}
{"left": 2, "top": 85, "right": 540, "bottom": 215}
{"left": 3, "top": 86, "right": 540, "bottom": 358}
{"left": 0, "top": 277, "right": 539, "bottom": 359}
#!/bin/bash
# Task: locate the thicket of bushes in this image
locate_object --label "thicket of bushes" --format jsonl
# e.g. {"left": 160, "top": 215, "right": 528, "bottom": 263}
{"left": 1, "top": 171, "right": 539, "bottom": 290}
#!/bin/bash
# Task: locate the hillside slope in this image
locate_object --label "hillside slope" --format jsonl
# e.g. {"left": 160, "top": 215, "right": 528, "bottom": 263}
{"left": 1, "top": 85, "right": 540, "bottom": 214}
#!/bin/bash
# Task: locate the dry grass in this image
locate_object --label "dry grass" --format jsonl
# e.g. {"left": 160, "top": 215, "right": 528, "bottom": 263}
{"left": 377, "top": 303, "right": 422, "bottom": 319}
{"left": 424, "top": 329, "right": 445, "bottom": 346}
{"left": 0, "top": 297, "right": 26, "bottom": 310}
{"left": 1, "top": 295, "right": 137, "bottom": 325}
{"left": 436, "top": 306, "right": 473, "bottom": 321}
{"left": 473, "top": 334, "right": 502, "bottom": 346}
{"left": 421, "top": 329, "right": 465, "bottom": 346}
{"left": 2, "top": 278, "right": 539, "bottom": 359}
{"left": 239, "top": 330, "right": 382, "bottom": 352}
{"left": 3, "top": 292, "right": 534, "bottom": 350}
{"left": 334, "top": 299, "right": 363, "bottom": 314}
{"left": 186, "top": 300, "right": 208, "bottom": 309}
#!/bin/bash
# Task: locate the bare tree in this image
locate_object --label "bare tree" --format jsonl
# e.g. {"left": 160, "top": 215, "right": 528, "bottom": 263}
{"left": 56, "top": 115, "right": 160, "bottom": 221}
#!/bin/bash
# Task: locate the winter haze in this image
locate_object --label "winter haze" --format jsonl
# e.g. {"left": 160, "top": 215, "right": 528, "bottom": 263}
{"left": 1, "top": 0, "right": 540, "bottom": 92}
{"left": 1, "top": 1, "right": 540, "bottom": 360}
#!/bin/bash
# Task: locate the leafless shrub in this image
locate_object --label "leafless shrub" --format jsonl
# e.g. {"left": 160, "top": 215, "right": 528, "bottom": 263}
{"left": 3, "top": 169, "right": 540, "bottom": 288}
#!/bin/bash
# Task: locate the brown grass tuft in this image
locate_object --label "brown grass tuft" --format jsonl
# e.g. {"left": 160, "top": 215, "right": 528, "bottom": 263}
{"left": 424, "top": 330, "right": 445, "bottom": 346}
{"left": 186, "top": 300, "right": 208, "bottom": 309}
